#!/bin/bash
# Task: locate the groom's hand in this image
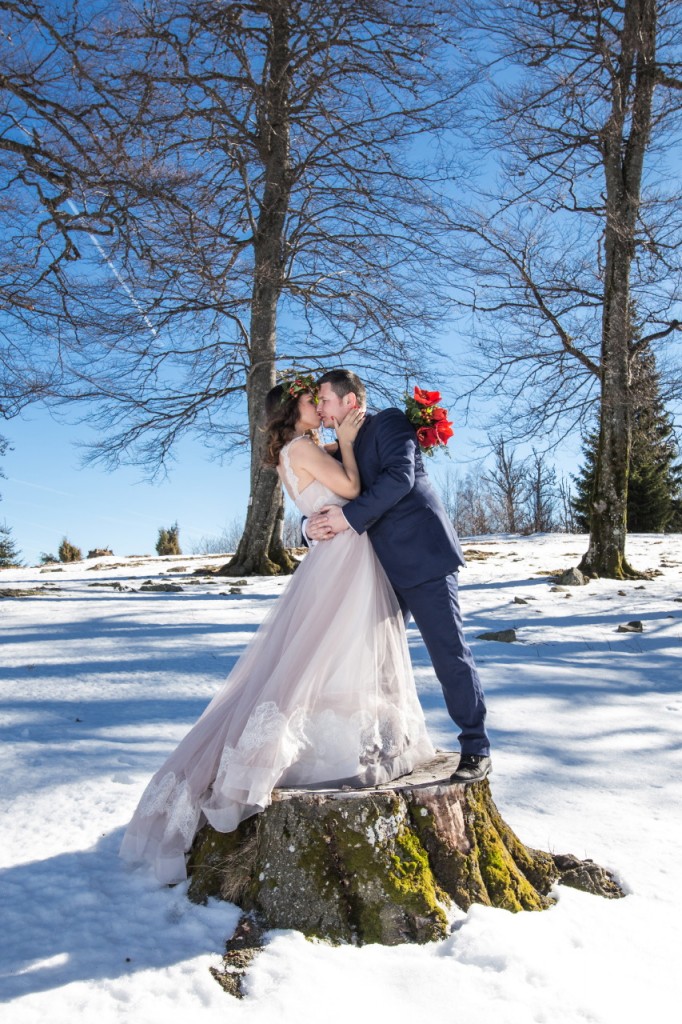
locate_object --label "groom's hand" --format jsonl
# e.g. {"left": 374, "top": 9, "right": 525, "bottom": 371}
{"left": 309, "top": 505, "right": 351, "bottom": 538}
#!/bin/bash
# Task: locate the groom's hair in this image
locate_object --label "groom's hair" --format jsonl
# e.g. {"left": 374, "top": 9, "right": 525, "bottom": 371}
{"left": 317, "top": 369, "right": 366, "bottom": 408}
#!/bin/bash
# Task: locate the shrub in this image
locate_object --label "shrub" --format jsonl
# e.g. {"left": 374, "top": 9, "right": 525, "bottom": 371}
{"left": 156, "top": 522, "right": 182, "bottom": 556}
{"left": 59, "top": 538, "right": 82, "bottom": 562}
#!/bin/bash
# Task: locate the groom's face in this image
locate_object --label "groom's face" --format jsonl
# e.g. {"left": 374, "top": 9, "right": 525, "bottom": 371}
{"left": 317, "top": 382, "right": 359, "bottom": 428}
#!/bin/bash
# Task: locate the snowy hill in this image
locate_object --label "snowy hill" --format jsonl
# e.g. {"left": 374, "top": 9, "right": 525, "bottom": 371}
{"left": 1, "top": 534, "right": 681, "bottom": 1023}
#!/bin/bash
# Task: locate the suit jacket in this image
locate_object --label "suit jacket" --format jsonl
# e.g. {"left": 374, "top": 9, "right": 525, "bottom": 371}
{"left": 341, "top": 408, "right": 464, "bottom": 589}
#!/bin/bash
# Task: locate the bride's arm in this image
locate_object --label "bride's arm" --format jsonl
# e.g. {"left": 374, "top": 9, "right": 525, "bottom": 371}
{"left": 289, "top": 412, "right": 364, "bottom": 499}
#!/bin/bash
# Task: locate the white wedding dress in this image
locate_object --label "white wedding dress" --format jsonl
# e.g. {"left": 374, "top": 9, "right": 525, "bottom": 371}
{"left": 120, "top": 435, "right": 435, "bottom": 883}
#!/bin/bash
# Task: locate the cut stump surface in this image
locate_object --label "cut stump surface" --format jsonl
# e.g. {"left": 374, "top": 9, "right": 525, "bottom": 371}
{"left": 188, "top": 752, "right": 623, "bottom": 946}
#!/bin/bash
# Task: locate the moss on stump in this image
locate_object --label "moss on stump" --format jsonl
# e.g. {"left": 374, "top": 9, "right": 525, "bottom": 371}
{"left": 187, "top": 752, "right": 623, "bottom": 946}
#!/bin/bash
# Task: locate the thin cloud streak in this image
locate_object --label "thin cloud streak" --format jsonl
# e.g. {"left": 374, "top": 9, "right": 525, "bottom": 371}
{"left": 8, "top": 478, "right": 72, "bottom": 497}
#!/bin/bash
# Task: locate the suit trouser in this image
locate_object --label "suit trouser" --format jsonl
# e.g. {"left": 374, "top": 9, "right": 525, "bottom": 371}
{"left": 393, "top": 572, "right": 490, "bottom": 757}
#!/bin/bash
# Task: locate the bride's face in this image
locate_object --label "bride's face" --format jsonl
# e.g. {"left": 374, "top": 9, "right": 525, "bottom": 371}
{"left": 295, "top": 392, "right": 321, "bottom": 432}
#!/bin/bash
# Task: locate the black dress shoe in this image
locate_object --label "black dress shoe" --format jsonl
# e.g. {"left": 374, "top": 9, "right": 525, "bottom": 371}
{"left": 449, "top": 754, "right": 492, "bottom": 784}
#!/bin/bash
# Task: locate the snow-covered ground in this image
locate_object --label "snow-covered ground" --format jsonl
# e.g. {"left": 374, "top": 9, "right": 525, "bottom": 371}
{"left": 1, "top": 534, "right": 681, "bottom": 1023}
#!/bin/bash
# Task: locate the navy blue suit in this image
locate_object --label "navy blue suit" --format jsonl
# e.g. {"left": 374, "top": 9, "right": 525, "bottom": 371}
{"left": 341, "top": 408, "right": 489, "bottom": 756}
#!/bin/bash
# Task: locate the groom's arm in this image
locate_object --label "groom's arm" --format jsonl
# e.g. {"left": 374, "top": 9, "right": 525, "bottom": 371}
{"left": 342, "top": 409, "right": 416, "bottom": 535}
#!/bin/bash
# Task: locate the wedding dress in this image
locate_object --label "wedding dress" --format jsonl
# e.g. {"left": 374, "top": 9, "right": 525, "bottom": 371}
{"left": 120, "top": 435, "right": 435, "bottom": 883}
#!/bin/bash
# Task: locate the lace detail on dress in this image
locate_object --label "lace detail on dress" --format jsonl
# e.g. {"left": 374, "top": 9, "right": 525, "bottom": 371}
{"left": 167, "top": 778, "right": 202, "bottom": 845}
{"left": 135, "top": 770, "right": 202, "bottom": 847}
{"left": 240, "top": 700, "right": 287, "bottom": 750}
{"left": 136, "top": 770, "right": 178, "bottom": 818}
{"left": 280, "top": 435, "right": 309, "bottom": 502}
{"left": 213, "top": 701, "right": 297, "bottom": 790}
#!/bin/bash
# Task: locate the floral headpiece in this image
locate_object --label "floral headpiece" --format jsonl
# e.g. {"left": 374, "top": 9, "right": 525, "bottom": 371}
{"left": 404, "top": 386, "right": 454, "bottom": 456}
{"left": 278, "top": 372, "right": 318, "bottom": 404}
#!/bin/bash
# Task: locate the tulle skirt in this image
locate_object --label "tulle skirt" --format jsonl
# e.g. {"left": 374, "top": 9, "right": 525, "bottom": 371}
{"left": 120, "top": 529, "right": 434, "bottom": 883}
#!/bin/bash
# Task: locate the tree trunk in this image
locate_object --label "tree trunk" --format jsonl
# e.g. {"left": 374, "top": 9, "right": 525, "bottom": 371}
{"left": 187, "top": 753, "right": 624, "bottom": 949}
{"left": 267, "top": 494, "right": 298, "bottom": 571}
{"left": 220, "top": 470, "right": 297, "bottom": 577}
{"left": 580, "top": 0, "right": 657, "bottom": 579}
{"left": 223, "top": 1, "right": 295, "bottom": 576}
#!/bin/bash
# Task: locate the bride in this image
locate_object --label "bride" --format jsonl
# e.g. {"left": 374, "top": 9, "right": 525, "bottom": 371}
{"left": 120, "top": 376, "right": 434, "bottom": 884}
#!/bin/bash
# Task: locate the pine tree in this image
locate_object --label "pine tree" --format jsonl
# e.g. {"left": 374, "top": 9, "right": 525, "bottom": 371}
{"left": 573, "top": 350, "right": 682, "bottom": 534}
{"left": 0, "top": 435, "right": 21, "bottom": 566}
{"left": 572, "top": 428, "right": 599, "bottom": 534}
{"left": 0, "top": 521, "right": 21, "bottom": 567}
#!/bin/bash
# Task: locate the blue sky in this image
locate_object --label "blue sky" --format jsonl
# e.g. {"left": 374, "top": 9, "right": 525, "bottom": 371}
{"left": 1, "top": 410, "right": 251, "bottom": 565}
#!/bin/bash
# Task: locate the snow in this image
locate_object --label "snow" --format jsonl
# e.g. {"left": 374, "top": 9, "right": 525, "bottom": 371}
{"left": 1, "top": 534, "right": 681, "bottom": 1023}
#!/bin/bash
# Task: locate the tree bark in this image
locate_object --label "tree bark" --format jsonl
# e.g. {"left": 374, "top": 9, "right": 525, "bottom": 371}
{"left": 187, "top": 753, "right": 624, "bottom": 947}
{"left": 220, "top": 479, "right": 297, "bottom": 577}
{"left": 223, "top": 1, "right": 296, "bottom": 576}
{"left": 580, "top": 0, "right": 657, "bottom": 579}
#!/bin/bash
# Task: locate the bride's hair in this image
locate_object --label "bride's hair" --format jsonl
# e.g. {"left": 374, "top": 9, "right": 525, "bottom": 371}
{"left": 263, "top": 384, "right": 318, "bottom": 467}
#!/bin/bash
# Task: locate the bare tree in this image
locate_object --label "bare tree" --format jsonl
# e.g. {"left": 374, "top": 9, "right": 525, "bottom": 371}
{"left": 0, "top": 1, "right": 155, "bottom": 411}
{"left": 449, "top": 0, "right": 682, "bottom": 577}
{"left": 0, "top": 434, "right": 7, "bottom": 492}
{"left": 557, "top": 475, "right": 579, "bottom": 535}
{"left": 526, "top": 451, "right": 559, "bottom": 534}
{"left": 436, "top": 428, "right": 570, "bottom": 536}
{"left": 484, "top": 439, "right": 529, "bottom": 534}
{"left": 437, "top": 443, "right": 567, "bottom": 535}
{"left": 434, "top": 467, "right": 461, "bottom": 524}
{"left": 190, "top": 517, "right": 245, "bottom": 556}
{"left": 283, "top": 506, "right": 303, "bottom": 549}
{"left": 456, "top": 473, "right": 491, "bottom": 537}
{"left": 1, "top": 0, "right": 469, "bottom": 574}
{"left": 436, "top": 464, "right": 495, "bottom": 537}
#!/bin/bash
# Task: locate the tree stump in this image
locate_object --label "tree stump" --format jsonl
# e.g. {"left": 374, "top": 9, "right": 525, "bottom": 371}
{"left": 187, "top": 752, "right": 623, "bottom": 947}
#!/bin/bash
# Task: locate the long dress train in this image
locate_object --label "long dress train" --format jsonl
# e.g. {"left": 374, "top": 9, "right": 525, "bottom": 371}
{"left": 120, "top": 435, "right": 435, "bottom": 883}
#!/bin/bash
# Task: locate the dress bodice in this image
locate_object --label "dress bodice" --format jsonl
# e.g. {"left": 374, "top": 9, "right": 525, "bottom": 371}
{"left": 279, "top": 435, "right": 348, "bottom": 517}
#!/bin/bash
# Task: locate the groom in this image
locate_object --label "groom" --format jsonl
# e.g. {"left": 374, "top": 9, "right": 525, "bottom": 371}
{"left": 306, "top": 369, "right": 491, "bottom": 784}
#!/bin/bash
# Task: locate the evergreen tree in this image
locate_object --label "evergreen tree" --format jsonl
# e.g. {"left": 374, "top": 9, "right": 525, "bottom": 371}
{"left": 0, "top": 522, "right": 21, "bottom": 567}
{"left": 0, "top": 435, "right": 21, "bottom": 566}
{"left": 573, "top": 350, "right": 682, "bottom": 533}
{"left": 572, "top": 428, "right": 599, "bottom": 534}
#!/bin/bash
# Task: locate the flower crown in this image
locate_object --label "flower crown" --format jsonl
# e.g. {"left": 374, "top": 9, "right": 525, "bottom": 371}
{"left": 278, "top": 373, "right": 318, "bottom": 404}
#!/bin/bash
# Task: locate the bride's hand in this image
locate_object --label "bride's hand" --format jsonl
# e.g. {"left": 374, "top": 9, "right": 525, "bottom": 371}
{"left": 333, "top": 409, "right": 365, "bottom": 445}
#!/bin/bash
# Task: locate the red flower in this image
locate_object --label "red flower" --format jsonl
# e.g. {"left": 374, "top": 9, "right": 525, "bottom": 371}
{"left": 405, "top": 384, "right": 454, "bottom": 454}
{"left": 413, "top": 386, "right": 441, "bottom": 406}
{"left": 417, "top": 426, "right": 440, "bottom": 449}
{"left": 435, "top": 418, "right": 454, "bottom": 443}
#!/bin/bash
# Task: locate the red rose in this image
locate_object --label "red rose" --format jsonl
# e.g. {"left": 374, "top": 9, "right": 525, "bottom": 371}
{"left": 413, "top": 387, "right": 441, "bottom": 406}
{"left": 431, "top": 406, "right": 448, "bottom": 421}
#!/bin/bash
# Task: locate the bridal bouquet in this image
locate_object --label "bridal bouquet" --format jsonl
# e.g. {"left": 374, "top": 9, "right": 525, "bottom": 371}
{"left": 404, "top": 386, "right": 454, "bottom": 456}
